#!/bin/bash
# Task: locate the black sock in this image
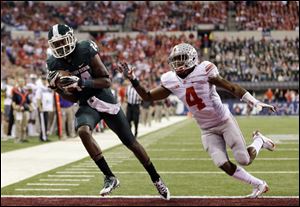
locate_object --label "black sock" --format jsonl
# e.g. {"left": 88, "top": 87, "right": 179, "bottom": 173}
{"left": 144, "top": 162, "right": 160, "bottom": 182}
{"left": 95, "top": 157, "right": 114, "bottom": 177}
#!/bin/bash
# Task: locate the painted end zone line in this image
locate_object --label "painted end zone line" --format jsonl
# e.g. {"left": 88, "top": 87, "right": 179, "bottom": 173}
{"left": 110, "top": 171, "right": 298, "bottom": 174}
{"left": 1, "top": 195, "right": 299, "bottom": 199}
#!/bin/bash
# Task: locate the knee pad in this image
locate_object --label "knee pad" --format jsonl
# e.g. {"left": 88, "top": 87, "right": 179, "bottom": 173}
{"left": 234, "top": 150, "right": 250, "bottom": 166}
{"left": 220, "top": 161, "right": 237, "bottom": 175}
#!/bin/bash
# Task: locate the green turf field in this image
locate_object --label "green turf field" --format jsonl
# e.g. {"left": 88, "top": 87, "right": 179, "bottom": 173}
{"left": 1, "top": 116, "right": 299, "bottom": 196}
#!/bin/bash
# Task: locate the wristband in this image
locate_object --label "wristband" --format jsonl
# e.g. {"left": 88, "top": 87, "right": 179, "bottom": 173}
{"left": 241, "top": 92, "right": 259, "bottom": 105}
{"left": 130, "top": 78, "right": 140, "bottom": 88}
{"left": 80, "top": 79, "right": 94, "bottom": 88}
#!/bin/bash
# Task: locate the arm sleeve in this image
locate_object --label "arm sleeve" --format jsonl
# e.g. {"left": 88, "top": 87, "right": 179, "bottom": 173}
{"left": 204, "top": 61, "right": 219, "bottom": 78}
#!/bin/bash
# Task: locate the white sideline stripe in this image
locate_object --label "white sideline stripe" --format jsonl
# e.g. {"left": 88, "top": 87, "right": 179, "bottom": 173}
{"left": 161, "top": 142, "right": 299, "bottom": 145}
{"left": 48, "top": 175, "right": 94, "bottom": 178}
{"left": 72, "top": 165, "right": 97, "bottom": 169}
{"left": 27, "top": 183, "right": 79, "bottom": 186}
{"left": 1, "top": 195, "right": 299, "bottom": 199}
{"left": 72, "top": 166, "right": 97, "bottom": 168}
{"left": 56, "top": 171, "right": 98, "bottom": 174}
{"left": 148, "top": 148, "right": 299, "bottom": 151}
{"left": 112, "top": 171, "right": 299, "bottom": 174}
{"left": 15, "top": 189, "right": 70, "bottom": 191}
{"left": 66, "top": 168, "right": 98, "bottom": 171}
{"left": 276, "top": 142, "right": 299, "bottom": 144}
{"left": 123, "top": 158, "right": 299, "bottom": 161}
{"left": 39, "top": 179, "right": 89, "bottom": 182}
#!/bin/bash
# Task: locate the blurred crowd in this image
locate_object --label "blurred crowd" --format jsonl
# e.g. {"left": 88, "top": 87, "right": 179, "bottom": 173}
{"left": 210, "top": 37, "right": 299, "bottom": 82}
{"left": 1, "top": 1, "right": 298, "bottom": 31}
{"left": 235, "top": 1, "right": 299, "bottom": 31}
{"left": 96, "top": 33, "right": 202, "bottom": 85}
{"left": 130, "top": 1, "right": 227, "bottom": 31}
{"left": 1, "top": 1, "right": 128, "bottom": 31}
{"left": 1, "top": 33, "right": 48, "bottom": 78}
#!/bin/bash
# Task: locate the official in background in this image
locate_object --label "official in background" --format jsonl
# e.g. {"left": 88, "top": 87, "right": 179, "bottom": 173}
{"left": 126, "top": 84, "right": 141, "bottom": 138}
{"left": 36, "top": 76, "right": 54, "bottom": 142}
{"left": 12, "top": 78, "right": 32, "bottom": 143}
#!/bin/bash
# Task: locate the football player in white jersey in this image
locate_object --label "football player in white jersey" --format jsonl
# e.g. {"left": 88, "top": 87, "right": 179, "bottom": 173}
{"left": 117, "top": 43, "right": 276, "bottom": 198}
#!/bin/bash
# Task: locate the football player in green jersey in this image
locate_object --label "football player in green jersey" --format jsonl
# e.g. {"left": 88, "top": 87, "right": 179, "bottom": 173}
{"left": 46, "top": 24, "right": 170, "bottom": 200}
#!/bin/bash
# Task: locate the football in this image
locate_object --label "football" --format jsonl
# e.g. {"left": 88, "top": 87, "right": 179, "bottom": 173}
{"left": 56, "top": 70, "right": 79, "bottom": 94}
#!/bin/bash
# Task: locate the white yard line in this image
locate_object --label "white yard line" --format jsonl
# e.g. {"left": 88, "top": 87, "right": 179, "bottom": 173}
{"left": 39, "top": 179, "right": 89, "bottom": 182}
{"left": 56, "top": 171, "right": 98, "bottom": 174}
{"left": 26, "top": 183, "right": 79, "bottom": 186}
{"left": 14, "top": 189, "right": 70, "bottom": 191}
{"left": 121, "top": 158, "right": 299, "bottom": 161}
{"left": 47, "top": 175, "right": 95, "bottom": 178}
{"left": 147, "top": 148, "right": 299, "bottom": 151}
{"left": 70, "top": 166, "right": 97, "bottom": 168}
{"left": 111, "top": 171, "right": 299, "bottom": 174}
{"left": 65, "top": 168, "right": 97, "bottom": 171}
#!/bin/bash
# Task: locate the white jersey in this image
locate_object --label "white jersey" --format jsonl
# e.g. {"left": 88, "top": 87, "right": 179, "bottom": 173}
{"left": 161, "top": 61, "right": 230, "bottom": 129}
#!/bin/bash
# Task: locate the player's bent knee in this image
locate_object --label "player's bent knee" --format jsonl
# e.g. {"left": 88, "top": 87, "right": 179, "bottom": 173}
{"left": 77, "top": 125, "right": 92, "bottom": 139}
{"left": 235, "top": 151, "right": 250, "bottom": 166}
{"left": 210, "top": 151, "right": 228, "bottom": 167}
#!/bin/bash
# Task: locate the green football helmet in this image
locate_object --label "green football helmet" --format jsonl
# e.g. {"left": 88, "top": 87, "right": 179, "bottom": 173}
{"left": 48, "top": 24, "right": 77, "bottom": 58}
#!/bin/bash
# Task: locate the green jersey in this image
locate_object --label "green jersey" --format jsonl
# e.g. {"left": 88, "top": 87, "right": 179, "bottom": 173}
{"left": 46, "top": 40, "right": 116, "bottom": 105}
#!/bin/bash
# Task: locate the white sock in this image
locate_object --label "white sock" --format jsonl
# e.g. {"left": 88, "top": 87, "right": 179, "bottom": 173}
{"left": 232, "top": 166, "right": 264, "bottom": 187}
{"left": 249, "top": 137, "right": 263, "bottom": 156}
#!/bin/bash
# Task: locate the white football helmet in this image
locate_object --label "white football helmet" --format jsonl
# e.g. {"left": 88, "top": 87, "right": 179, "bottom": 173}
{"left": 168, "top": 43, "right": 199, "bottom": 72}
{"left": 48, "top": 24, "right": 77, "bottom": 58}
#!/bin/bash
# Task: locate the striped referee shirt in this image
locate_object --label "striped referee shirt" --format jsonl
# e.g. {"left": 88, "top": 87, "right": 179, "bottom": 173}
{"left": 126, "top": 85, "right": 142, "bottom": 105}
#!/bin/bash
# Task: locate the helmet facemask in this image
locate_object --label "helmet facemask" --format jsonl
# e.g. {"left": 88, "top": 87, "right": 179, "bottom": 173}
{"left": 168, "top": 43, "right": 198, "bottom": 74}
{"left": 48, "top": 25, "right": 77, "bottom": 58}
{"left": 168, "top": 53, "right": 189, "bottom": 73}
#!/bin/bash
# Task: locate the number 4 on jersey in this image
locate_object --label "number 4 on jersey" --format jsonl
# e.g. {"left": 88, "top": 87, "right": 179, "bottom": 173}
{"left": 186, "top": 87, "right": 206, "bottom": 111}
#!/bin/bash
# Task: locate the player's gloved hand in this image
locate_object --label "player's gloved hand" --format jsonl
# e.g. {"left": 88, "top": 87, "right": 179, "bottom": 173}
{"left": 116, "top": 62, "right": 136, "bottom": 80}
{"left": 254, "top": 102, "right": 276, "bottom": 112}
{"left": 59, "top": 76, "right": 82, "bottom": 92}
{"left": 242, "top": 92, "right": 276, "bottom": 113}
{"left": 47, "top": 70, "right": 60, "bottom": 89}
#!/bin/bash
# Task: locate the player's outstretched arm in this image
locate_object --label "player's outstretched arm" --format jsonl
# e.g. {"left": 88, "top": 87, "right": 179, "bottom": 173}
{"left": 208, "top": 75, "right": 276, "bottom": 112}
{"left": 116, "top": 62, "right": 171, "bottom": 101}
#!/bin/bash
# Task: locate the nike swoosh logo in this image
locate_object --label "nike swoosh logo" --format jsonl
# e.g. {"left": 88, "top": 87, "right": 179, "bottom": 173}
{"left": 78, "top": 63, "right": 84, "bottom": 68}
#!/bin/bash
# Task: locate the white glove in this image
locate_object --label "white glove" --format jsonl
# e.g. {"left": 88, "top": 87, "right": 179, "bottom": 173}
{"left": 59, "top": 76, "right": 82, "bottom": 92}
{"left": 254, "top": 102, "right": 276, "bottom": 112}
{"left": 47, "top": 70, "right": 60, "bottom": 89}
{"left": 241, "top": 92, "right": 276, "bottom": 112}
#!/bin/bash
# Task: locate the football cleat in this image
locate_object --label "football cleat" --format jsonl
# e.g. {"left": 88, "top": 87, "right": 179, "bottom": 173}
{"left": 247, "top": 181, "right": 269, "bottom": 198}
{"left": 253, "top": 130, "right": 276, "bottom": 151}
{"left": 99, "top": 176, "right": 120, "bottom": 196}
{"left": 153, "top": 178, "right": 170, "bottom": 200}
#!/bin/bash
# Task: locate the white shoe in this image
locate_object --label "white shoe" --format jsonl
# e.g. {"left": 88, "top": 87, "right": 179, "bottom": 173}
{"left": 253, "top": 131, "right": 276, "bottom": 151}
{"left": 153, "top": 178, "right": 170, "bottom": 200}
{"left": 99, "top": 176, "right": 120, "bottom": 196}
{"left": 247, "top": 181, "right": 269, "bottom": 198}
